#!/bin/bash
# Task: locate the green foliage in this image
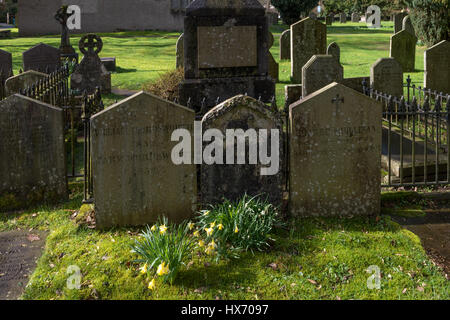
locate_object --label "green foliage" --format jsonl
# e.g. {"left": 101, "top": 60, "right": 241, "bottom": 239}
{"left": 142, "top": 68, "right": 183, "bottom": 101}
{"left": 323, "top": 0, "right": 404, "bottom": 15}
{"left": 131, "top": 217, "right": 195, "bottom": 284}
{"left": 404, "top": 0, "right": 449, "bottom": 47}
{"left": 272, "top": 0, "right": 319, "bottom": 25}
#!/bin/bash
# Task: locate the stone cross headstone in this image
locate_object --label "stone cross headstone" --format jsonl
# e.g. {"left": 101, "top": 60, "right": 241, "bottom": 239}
{"left": 90, "top": 92, "right": 197, "bottom": 229}
{"left": 402, "top": 16, "right": 415, "bottom": 36}
{"left": 279, "top": 29, "right": 291, "bottom": 60}
{"left": 394, "top": 12, "right": 407, "bottom": 33}
{"left": 302, "top": 55, "right": 343, "bottom": 97}
{"left": 54, "top": 5, "right": 78, "bottom": 63}
{"left": 291, "top": 17, "right": 327, "bottom": 84}
{"left": 370, "top": 58, "right": 403, "bottom": 98}
{"left": 201, "top": 95, "right": 284, "bottom": 205}
{"left": 22, "top": 43, "right": 61, "bottom": 74}
{"left": 424, "top": 40, "right": 450, "bottom": 94}
{"left": 326, "top": 15, "right": 333, "bottom": 26}
{"left": 268, "top": 32, "right": 279, "bottom": 82}
{"left": 326, "top": 42, "right": 340, "bottom": 63}
{"left": 176, "top": 33, "right": 184, "bottom": 69}
{"left": 340, "top": 13, "right": 347, "bottom": 23}
{"left": 0, "top": 49, "right": 13, "bottom": 79}
{"left": 351, "top": 12, "right": 360, "bottom": 22}
{"left": 289, "top": 82, "right": 382, "bottom": 217}
{"left": 390, "top": 29, "right": 417, "bottom": 72}
{"left": 5, "top": 70, "right": 47, "bottom": 96}
{"left": 0, "top": 94, "right": 67, "bottom": 211}
{"left": 70, "top": 34, "right": 111, "bottom": 94}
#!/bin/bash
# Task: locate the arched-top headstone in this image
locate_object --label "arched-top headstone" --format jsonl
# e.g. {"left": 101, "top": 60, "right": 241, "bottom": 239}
{"left": 370, "top": 57, "right": 403, "bottom": 98}
{"left": 90, "top": 91, "right": 197, "bottom": 229}
{"left": 351, "top": 12, "right": 360, "bottom": 23}
{"left": 302, "top": 55, "right": 343, "bottom": 97}
{"left": 280, "top": 29, "right": 291, "bottom": 60}
{"left": 394, "top": 12, "right": 407, "bottom": 33}
{"left": 327, "top": 42, "right": 340, "bottom": 63}
{"left": 424, "top": 40, "right": 450, "bottom": 93}
{"left": 176, "top": 33, "right": 184, "bottom": 69}
{"left": 390, "top": 29, "right": 417, "bottom": 72}
{"left": 402, "top": 16, "right": 415, "bottom": 36}
{"left": 22, "top": 43, "right": 61, "bottom": 74}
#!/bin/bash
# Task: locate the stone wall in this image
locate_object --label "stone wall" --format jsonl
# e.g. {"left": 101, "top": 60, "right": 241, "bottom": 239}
{"left": 18, "top": 0, "right": 187, "bottom": 36}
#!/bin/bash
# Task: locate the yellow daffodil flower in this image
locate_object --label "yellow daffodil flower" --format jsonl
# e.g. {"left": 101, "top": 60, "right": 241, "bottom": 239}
{"left": 205, "top": 227, "right": 214, "bottom": 236}
{"left": 198, "top": 240, "right": 205, "bottom": 247}
{"left": 159, "top": 224, "right": 168, "bottom": 235}
{"left": 205, "top": 240, "right": 217, "bottom": 255}
{"left": 156, "top": 262, "right": 169, "bottom": 276}
{"left": 217, "top": 224, "right": 223, "bottom": 230}
{"left": 210, "top": 221, "right": 216, "bottom": 228}
{"left": 151, "top": 225, "right": 157, "bottom": 232}
{"left": 148, "top": 279, "right": 156, "bottom": 290}
{"left": 193, "top": 230, "right": 200, "bottom": 237}
{"left": 234, "top": 226, "right": 239, "bottom": 233}
{"left": 140, "top": 263, "right": 148, "bottom": 274}
{"left": 188, "top": 222, "right": 195, "bottom": 230}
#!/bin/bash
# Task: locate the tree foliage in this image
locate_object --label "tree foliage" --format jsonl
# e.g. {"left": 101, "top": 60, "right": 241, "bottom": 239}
{"left": 322, "top": 0, "right": 404, "bottom": 15}
{"left": 272, "top": 0, "right": 319, "bottom": 25}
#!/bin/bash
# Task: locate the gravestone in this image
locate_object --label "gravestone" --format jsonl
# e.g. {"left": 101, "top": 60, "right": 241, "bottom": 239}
{"left": 340, "top": 13, "right": 347, "bottom": 23}
{"left": 351, "top": 12, "right": 360, "bottom": 22}
{"left": 22, "top": 43, "right": 61, "bottom": 74}
{"left": 54, "top": 5, "right": 78, "bottom": 63}
{"left": 268, "top": 32, "right": 279, "bottom": 82}
{"left": 424, "top": 40, "right": 450, "bottom": 94}
{"left": 279, "top": 29, "right": 291, "bottom": 60}
{"left": 302, "top": 55, "right": 343, "bottom": 97}
{"left": 4, "top": 70, "right": 47, "bottom": 96}
{"left": 0, "top": 49, "right": 13, "bottom": 78}
{"left": 339, "top": 77, "right": 370, "bottom": 94}
{"left": 327, "top": 42, "right": 340, "bottom": 63}
{"left": 370, "top": 58, "right": 403, "bottom": 98}
{"left": 402, "top": 16, "right": 415, "bottom": 36}
{"left": 326, "top": 15, "right": 333, "bottom": 26}
{"left": 71, "top": 34, "right": 111, "bottom": 94}
{"left": 0, "top": 95, "right": 67, "bottom": 211}
{"left": 390, "top": 29, "right": 417, "bottom": 72}
{"left": 201, "top": 95, "right": 284, "bottom": 205}
{"left": 101, "top": 57, "right": 116, "bottom": 72}
{"left": 289, "top": 82, "right": 382, "bottom": 217}
{"left": 176, "top": 33, "right": 184, "bottom": 69}
{"left": 291, "top": 17, "right": 327, "bottom": 84}
{"left": 394, "top": 12, "right": 407, "bottom": 33}
{"left": 285, "top": 84, "right": 303, "bottom": 106}
{"left": 90, "top": 92, "right": 197, "bottom": 229}
{"left": 179, "top": 0, "right": 274, "bottom": 112}
{"left": 309, "top": 12, "right": 317, "bottom": 20}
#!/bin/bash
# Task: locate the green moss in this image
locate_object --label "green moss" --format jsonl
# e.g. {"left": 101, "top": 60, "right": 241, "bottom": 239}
{"left": 0, "top": 193, "right": 21, "bottom": 212}
{"left": 74, "top": 204, "right": 95, "bottom": 225}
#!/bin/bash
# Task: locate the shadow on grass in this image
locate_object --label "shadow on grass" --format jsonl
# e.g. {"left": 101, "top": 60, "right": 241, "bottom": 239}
{"left": 115, "top": 66, "right": 137, "bottom": 74}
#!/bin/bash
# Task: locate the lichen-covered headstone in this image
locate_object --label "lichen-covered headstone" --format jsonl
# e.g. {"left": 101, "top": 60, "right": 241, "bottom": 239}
{"left": 0, "top": 95, "right": 67, "bottom": 211}
{"left": 90, "top": 92, "right": 197, "bottom": 229}
{"left": 302, "top": 55, "right": 343, "bottom": 97}
{"left": 291, "top": 17, "right": 327, "bottom": 84}
{"left": 402, "top": 16, "right": 415, "bottom": 36}
{"left": 370, "top": 58, "right": 403, "bottom": 98}
{"left": 201, "top": 95, "right": 284, "bottom": 206}
{"left": 22, "top": 43, "right": 60, "bottom": 74}
{"left": 4, "top": 70, "right": 47, "bottom": 96}
{"left": 326, "top": 42, "right": 340, "bottom": 63}
{"left": 289, "top": 82, "right": 382, "bottom": 217}
{"left": 424, "top": 40, "right": 450, "bottom": 94}
{"left": 390, "top": 29, "right": 417, "bottom": 72}
{"left": 279, "top": 29, "right": 291, "bottom": 60}
{"left": 176, "top": 33, "right": 184, "bottom": 69}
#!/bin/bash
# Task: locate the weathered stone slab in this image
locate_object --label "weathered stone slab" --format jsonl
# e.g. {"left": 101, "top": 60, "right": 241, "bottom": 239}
{"left": 279, "top": 29, "right": 290, "bottom": 60}
{"left": 201, "top": 95, "right": 284, "bottom": 205}
{"left": 390, "top": 29, "right": 417, "bottom": 72}
{"left": 0, "top": 49, "right": 12, "bottom": 77}
{"left": 0, "top": 230, "right": 47, "bottom": 300}
{"left": 424, "top": 40, "right": 449, "bottom": 94}
{"left": 176, "top": 33, "right": 184, "bottom": 69}
{"left": 0, "top": 95, "right": 67, "bottom": 211}
{"left": 289, "top": 82, "right": 382, "bottom": 217}
{"left": 302, "top": 55, "right": 343, "bottom": 97}
{"left": 4, "top": 70, "right": 47, "bottom": 96}
{"left": 370, "top": 58, "right": 403, "bottom": 98}
{"left": 351, "top": 13, "right": 360, "bottom": 22}
{"left": 285, "top": 84, "right": 302, "bottom": 106}
{"left": 22, "top": 43, "right": 60, "bottom": 74}
{"left": 394, "top": 12, "right": 407, "bottom": 33}
{"left": 101, "top": 57, "right": 116, "bottom": 72}
{"left": 91, "top": 92, "right": 197, "bottom": 229}
{"left": 291, "top": 17, "right": 327, "bottom": 84}
{"left": 402, "top": 16, "right": 415, "bottom": 36}
{"left": 326, "top": 42, "right": 340, "bottom": 63}
{"left": 198, "top": 26, "right": 258, "bottom": 69}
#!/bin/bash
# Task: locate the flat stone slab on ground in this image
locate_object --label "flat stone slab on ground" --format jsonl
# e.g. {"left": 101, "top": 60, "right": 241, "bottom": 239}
{"left": 0, "top": 230, "right": 47, "bottom": 300}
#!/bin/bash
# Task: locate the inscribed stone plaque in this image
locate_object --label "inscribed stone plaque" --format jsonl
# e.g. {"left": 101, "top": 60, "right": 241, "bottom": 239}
{"left": 327, "top": 42, "right": 340, "bottom": 63}
{"left": 289, "top": 82, "right": 382, "bottom": 217}
{"left": 370, "top": 58, "right": 403, "bottom": 98}
{"left": 4, "top": 70, "right": 47, "bottom": 96}
{"left": 0, "top": 49, "right": 12, "bottom": 77}
{"left": 424, "top": 40, "right": 450, "bottom": 93}
{"left": 22, "top": 43, "right": 60, "bottom": 73}
{"left": 280, "top": 29, "right": 291, "bottom": 60}
{"left": 291, "top": 18, "right": 327, "bottom": 84}
{"left": 201, "top": 95, "right": 284, "bottom": 206}
{"left": 0, "top": 95, "right": 67, "bottom": 211}
{"left": 390, "top": 29, "right": 417, "bottom": 72}
{"left": 176, "top": 33, "right": 184, "bottom": 69}
{"left": 197, "top": 26, "right": 257, "bottom": 69}
{"left": 302, "top": 55, "right": 343, "bottom": 97}
{"left": 90, "top": 92, "right": 197, "bottom": 229}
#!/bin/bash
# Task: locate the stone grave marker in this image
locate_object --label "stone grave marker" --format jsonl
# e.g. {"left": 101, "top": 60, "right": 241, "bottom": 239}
{"left": 370, "top": 58, "right": 403, "bottom": 98}
{"left": 268, "top": 32, "right": 279, "bottom": 82}
{"left": 0, "top": 49, "right": 13, "bottom": 78}
{"left": 394, "top": 12, "right": 407, "bottom": 33}
{"left": 351, "top": 12, "right": 360, "bottom": 22}
{"left": 289, "top": 82, "right": 382, "bottom": 217}
{"left": 71, "top": 34, "right": 111, "bottom": 94}
{"left": 302, "top": 55, "right": 343, "bottom": 97}
{"left": 280, "top": 29, "right": 291, "bottom": 60}
{"left": 90, "top": 92, "right": 197, "bottom": 229}
{"left": 201, "top": 95, "right": 284, "bottom": 205}
{"left": 340, "top": 13, "right": 347, "bottom": 23}
{"left": 22, "top": 43, "right": 60, "bottom": 74}
{"left": 285, "top": 84, "right": 303, "bottom": 106}
{"left": 291, "top": 17, "right": 327, "bottom": 84}
{"left": 327, "top": 42, "right": 340, "bottom": 63}
{"left": 424, "top": 40, "right": 450, "bottom": 94}
{"left": 0, "top": 94, "right": 67, "bottom": 211}
{"left": 390, "top": 29, "right": 417, "bottom": 72}
{"left": 176, "top": 33, "right": 184, "bottom": 69}
{"left": 4, "top": 70, "right": 47, "bottom": 96}
{"left": 402, "top": 16, "right": 415, "bottom": 36}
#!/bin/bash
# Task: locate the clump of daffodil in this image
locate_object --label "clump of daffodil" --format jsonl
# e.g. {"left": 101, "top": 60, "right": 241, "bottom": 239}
{"left": 156, "top": 262, "right": 169, "bottom": 276}
{"left": 205, "top": 227, "right": 214, "bottom": 236}
{"left": 148, "top": 278, "right": 156, "bottom": 290}
{"left": 140, "top": 263, "right": 148, "bottom": 274}
{"left": 159, "top": 224, "right": 168, "bottom": 235}
{"left": 205, "top": 240, "right": 217, "bottom": 255}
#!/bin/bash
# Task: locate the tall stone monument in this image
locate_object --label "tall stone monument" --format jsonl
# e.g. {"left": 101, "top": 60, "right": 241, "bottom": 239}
{"left": 179, "top": 0, "right": 275, "bottom": 112}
